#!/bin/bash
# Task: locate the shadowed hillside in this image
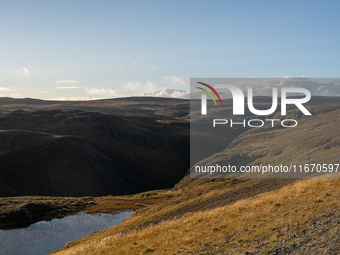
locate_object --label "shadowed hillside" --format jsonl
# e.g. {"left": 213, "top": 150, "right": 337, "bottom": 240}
{"left": 0, "top": 130, "right": 163, "bottom": 196}
{"left": 0, "top": 98, "right": 190, "bottom": 197}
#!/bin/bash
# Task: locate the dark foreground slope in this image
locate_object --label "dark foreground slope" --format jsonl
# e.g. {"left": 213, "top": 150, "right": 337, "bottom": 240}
{"left": 0, "top": 130, "right": 161, "bottom": 196}
{"left": 0, "top": 98, "right": 190, "bottom": 197}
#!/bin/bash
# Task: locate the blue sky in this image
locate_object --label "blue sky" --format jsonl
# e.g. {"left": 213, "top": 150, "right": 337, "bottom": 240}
{"left": 0, "top": 0, "right": 339, "bottom": 100}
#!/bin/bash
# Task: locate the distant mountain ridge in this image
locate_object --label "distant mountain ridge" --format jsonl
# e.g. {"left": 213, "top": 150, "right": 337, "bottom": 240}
{"left": 0, "top": 97, "right": 190, "bottom": 119}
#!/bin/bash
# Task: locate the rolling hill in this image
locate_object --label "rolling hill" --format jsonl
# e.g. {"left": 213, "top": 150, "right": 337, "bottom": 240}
{"left": 0, "top": 98, "right": 190, "bottom": 197}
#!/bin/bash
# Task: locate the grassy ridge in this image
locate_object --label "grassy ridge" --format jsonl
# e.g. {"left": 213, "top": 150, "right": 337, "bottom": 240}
{"left": 190, "top": 107, "right": 340, "bottom": 179}
{"left": 49, "top": 178, "right": 340, "bottom": 254}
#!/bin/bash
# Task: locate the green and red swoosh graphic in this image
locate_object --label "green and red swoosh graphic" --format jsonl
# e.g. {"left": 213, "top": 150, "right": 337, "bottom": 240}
{"left": 197, "top": 82, "right": 223, "bottom": 106}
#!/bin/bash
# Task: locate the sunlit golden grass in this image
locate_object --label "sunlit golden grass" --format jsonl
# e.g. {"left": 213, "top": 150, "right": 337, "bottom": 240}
{"left": 84, "top": 196, "right": 161, "bottom": 214}
{"left": 51, "top": 178, "right": 340, "bottom": 254}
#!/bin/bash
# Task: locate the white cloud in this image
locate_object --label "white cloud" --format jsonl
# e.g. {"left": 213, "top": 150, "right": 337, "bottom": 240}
{"left": 0, "top": 87, "right": 11, "bottom": 91}
{"left": 164, "top": 76, "right": 187, "bottom": 86}
{"left": 192, "top": 78, "right": 340, "bottom": 98}
{"left": 22, "top": 68, "right": 30, "bottom": 75}
{"left": 122, "top": 82, "right": 143, "bottom": 91}
{"left": 48, "top": 96, "right": 98, "bottom": 101}
{"left": 317, "top": 85, "right": 326, "bottom": 90}
{"left": 133, "top": 87, "right": 189, "bottom": 99}
{"left": 86, "top": 88, "right": 121, "bottom": 97}
{"left": 55, "top": 79, "right": 79, "bottom": 84}
{"left": 55, "top": 86, "right": 81, "bottom": 89}
{"left": 151, "top": 64, "right": 157, "bottom": 70}
{"left": 14, "top": 68, "right": 30, "bottom": 77}
{"left": 38, "top": 91, "right": 50, "bottom": 94}
{"left": 123, "top": 81, "right": 159, "bottom": 92}
{"left": 283, "top": 75, "right": 305, "bottom": 78}
{"left": 319, "top": 90, "right": 332, "bottom": 96}
{"left": 144, "top": 81, "right": 159, "bottom": 91}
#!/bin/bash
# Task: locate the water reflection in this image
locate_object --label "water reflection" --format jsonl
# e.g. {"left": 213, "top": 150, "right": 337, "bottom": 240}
{"left": 0, "top": 211, "right": 133, "bottom": 255}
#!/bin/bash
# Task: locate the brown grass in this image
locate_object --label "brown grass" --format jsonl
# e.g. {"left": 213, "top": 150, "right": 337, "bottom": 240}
{"left": 50, "top": 178, "right": 340, "bottom": 254}
{"left": 84, "top": 196, "right": 165, "bottom": 214}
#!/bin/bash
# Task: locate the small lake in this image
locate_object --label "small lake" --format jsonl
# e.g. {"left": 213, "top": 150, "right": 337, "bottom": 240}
{"left": 0, "top": 210, "right": 133, "bottom": 255}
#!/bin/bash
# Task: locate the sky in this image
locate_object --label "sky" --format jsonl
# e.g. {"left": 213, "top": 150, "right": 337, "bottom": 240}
{"left": 0, "top": 0, "right": 339, "bottom": 100}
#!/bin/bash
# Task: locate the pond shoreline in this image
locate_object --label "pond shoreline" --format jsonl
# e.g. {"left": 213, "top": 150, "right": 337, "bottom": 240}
{"left": 0, "top": 195, "right": 152, "bottom": 230}
{"left": 0, "top": 211, "right": 134, "bottom": 255}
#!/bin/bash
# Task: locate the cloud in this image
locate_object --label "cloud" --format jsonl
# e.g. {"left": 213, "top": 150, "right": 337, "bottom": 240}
{"left": 191, "top": 78, "right": 340, "bottom": 98}
{"left": 133, "top": 87, "right": 189, "bottom": 99}
{"left": 38, "top": 91, "right": 50, "bottom": 94}
{"left": 283, "top": 75, "right": 305, "bottom": 78}
{"left": 14, "top": 68, "right": 30, "bottom": 77}
{"left": 122, "top": 82, "right": 143, "bottom": 91}
{"left": 55, "top": 79, "right": 79, "bottom": 84}
{"left": 85, "top": 81, "right": 187, "bottom": 99}
{"left": 164, "top": 76, "right": 187, "bottom": 86}
{"left": 48, "top": 96, "right": 98, "bottom": 101}
{"left": 123, "top": 81, "right": 159, "bottom": 92}
{"left": 55, "top": 86, "right": 81, "bottom": 89}
{"left": 0, "top": 87, "right": 11, "bottom": 91}
{"left": 151, "top": 64, "right": 157, "bottom": 70}
{"left": 22, "top": 68, "right": 30, "bottom": 75}
{"left": 144, "top": 81, "right": 159, "bottom": 91}
{"left": 86, "top": 88, "right": 121, "bottom": 97}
